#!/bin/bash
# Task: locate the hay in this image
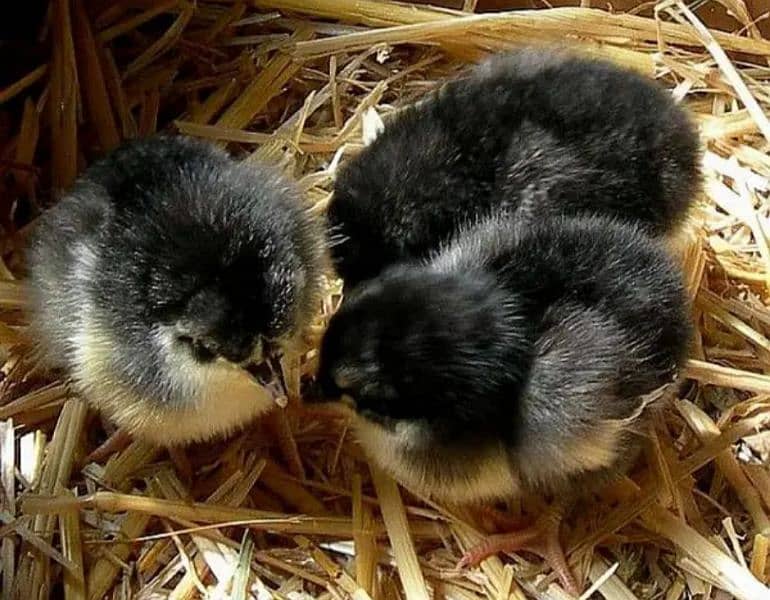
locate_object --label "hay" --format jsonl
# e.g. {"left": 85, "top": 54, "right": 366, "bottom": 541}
{"left": 1, "top": 0, "right": 770, "bottom": 598}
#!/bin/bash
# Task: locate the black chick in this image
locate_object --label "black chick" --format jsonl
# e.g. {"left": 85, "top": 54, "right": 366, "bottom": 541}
{"left": 315, "top": 214, "right": 690, "bottom": 592}
{"left": 328, "top": 48, "right": 701, "bottom": 288}
{"left": 28, "top": 135, "right": 326, "bottom": 445}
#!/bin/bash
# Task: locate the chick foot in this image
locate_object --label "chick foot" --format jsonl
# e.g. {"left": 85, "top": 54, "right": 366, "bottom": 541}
{"left": 458, "top": 505, "right": 579, "bottom": 596}
{"left": 84, "top": 428, "right": 133, "bottom": 464}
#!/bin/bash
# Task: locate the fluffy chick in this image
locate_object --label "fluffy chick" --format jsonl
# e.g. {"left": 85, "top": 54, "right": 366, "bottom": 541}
{"left": 316, "top": 214, "right": 690, "bottom": 591}
{"left": 28, "top": 135, "right": 326, "bottom": 445}
{"left": 329, "top": 48, "right": 701, "bottom": 287}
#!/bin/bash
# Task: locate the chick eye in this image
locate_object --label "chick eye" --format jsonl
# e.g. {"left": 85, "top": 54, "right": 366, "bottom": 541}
{"left": 153, "top": 298, "right": 187, "bottom": 322}
{"left": 176, "top": 335, "right": 217, "bottom": 363}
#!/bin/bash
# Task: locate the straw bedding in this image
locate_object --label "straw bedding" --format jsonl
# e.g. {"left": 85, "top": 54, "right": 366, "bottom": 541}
{"left": 1, "top": 0, "right": 770, "bottom": 598}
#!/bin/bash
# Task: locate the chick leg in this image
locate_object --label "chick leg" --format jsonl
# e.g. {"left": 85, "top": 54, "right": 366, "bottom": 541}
{"left": 474, "top": 504, "right": 528, "bottom": 530}
{"left": 168, "top": 446, "right": 193, "bottom": 486}
{"left": 459, "top": 502, "right": 579, "bottom": 595}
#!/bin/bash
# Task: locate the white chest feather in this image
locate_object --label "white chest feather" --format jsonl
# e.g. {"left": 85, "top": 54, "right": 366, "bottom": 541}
{"left": 71, "top": 313, "right": 274, "bottom": 445}
{"left": 354, "top": 419, "right": 521, "bottom": 503}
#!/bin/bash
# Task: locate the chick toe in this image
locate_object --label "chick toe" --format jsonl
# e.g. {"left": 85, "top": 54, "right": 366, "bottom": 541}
{"left": 459, "top": 504, "right": 579, "bottom": 596}
{"left": 84, "top": 428, "right": 133, "bottom": 464}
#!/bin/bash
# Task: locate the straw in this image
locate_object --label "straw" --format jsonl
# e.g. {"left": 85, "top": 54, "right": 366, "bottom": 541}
{"left": 49, "top": 0, "right": 79, "bottom": 195}
{"left": 3, "top": 1, "right": 770, "bottom": 597}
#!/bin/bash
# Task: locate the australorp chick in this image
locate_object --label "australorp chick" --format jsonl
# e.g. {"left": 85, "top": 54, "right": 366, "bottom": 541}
{"left": 329, "top": 48, "right": 701, "bottom": 288}
{"left": 28, "top": 135, "right": 326, "bottom": 445}
{"left": 315, "top": 214, "right": 690, "bottom": 592}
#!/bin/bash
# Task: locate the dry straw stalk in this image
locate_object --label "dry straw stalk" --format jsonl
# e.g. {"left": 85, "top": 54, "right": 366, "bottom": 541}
{"left": 1, "top": 0, "right": 770, "bottom": 598}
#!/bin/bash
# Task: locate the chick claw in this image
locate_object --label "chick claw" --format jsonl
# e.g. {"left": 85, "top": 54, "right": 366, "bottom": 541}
{"left": 458, "top": 507, "right": 580, "bottom": 597}
{"left": 84, "top": 428, "right": 133, "bottom": 464}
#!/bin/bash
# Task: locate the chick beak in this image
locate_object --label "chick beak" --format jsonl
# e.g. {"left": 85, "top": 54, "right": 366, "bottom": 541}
{"left": 245, "top": 339, "right": 290, "bottom": 401}
{"left": 237, "top": 337, "right": 277, "bottom": 368}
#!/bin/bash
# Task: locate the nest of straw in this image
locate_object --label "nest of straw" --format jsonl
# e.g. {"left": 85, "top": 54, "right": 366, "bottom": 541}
{"left": 1, "top": 0, "right": 770, "bottom": 598}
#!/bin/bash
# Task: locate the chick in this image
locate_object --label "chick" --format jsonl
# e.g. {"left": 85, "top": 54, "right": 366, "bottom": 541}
{"left": 315, "top": 214, "right": 690, "bottom": 592}
{"left": 328, "top": 48, "right": 701, "bottom": 288}
{"left": 27, "top": 135, "right": 326, "bottom": 445}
